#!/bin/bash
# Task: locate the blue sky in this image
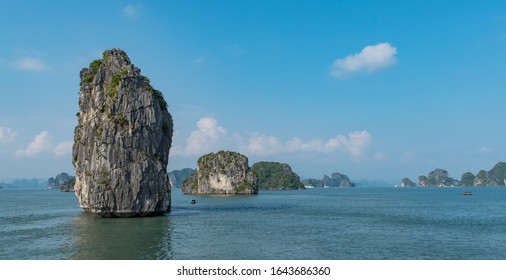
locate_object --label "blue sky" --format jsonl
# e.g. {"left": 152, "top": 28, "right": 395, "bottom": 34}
{"left": 1, "top": 0, "right": 506, "bottom": 182}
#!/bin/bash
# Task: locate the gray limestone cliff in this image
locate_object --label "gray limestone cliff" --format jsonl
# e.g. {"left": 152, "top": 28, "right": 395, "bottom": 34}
{"left": 181, "top": 151, "right": 258, "bottom": 195}
{"left": 72, "top": 48, "right": 173, "bottom": 217}
{"left": 61, "top": 177, "right": 76, "bottom": 192}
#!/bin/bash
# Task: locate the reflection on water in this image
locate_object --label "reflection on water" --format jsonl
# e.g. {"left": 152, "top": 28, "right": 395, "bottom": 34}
{"left": 66, "top": 213, "right": 174, "bottom": 260}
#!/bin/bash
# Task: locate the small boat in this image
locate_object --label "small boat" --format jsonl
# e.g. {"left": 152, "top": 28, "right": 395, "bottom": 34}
{"left": 462, "top": 191, "right": 473, "bottom": 196}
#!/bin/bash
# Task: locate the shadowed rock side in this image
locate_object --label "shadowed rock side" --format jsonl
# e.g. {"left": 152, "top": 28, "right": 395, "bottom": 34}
{"left": 401, "top": 177, "right": 416, "bottom": 187}
{"left": 181, "top": 151, "right": 258, "bottom": 195}
{"left": 73, "top": 48, "right": 173, "bottom": 217}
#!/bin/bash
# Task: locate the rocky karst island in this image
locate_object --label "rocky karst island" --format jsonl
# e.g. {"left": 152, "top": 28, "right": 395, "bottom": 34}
{"left": 182, "top": 150, "right": 258, "bottom": 195}
{"left": 72, "top": 48, "right": 173, "bottom": 217}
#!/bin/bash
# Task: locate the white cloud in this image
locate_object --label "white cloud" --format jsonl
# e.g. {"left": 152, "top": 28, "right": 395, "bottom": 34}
{"left": 247, "top": 134, "right": 283, "bottom": 156}
{"left": 330, "top": 42, "right": 397, "bottom": 78}
{"left": 401, "top": 150, "right": 417, "bottom": 162}
{"left": 174, "top": 118, "right": 227, "bottom": 155}
{"left": 15, "top": 131, "right": 52, "bottom": 158}
{"left": 373, "top": 152, "right": 387, "bottom": 161}
{"left": 13, "top": 57, "right": 49, "bottom": 71}
{"left": 0, "top": 127, "right": 16, "bottom": 143}
{"left": 246, "top": 131, "right": 372, "bottom": 158}
{"left": 54, "top": 141, "right": 73, "bottom": 157}
{"left": 172, "top": 117, "right": 372, "bottom": 159}
{"left": 478, "top": 146, "right": 492, "bottom": 154}
{"left": 123, "top": 4, "right": 143, "bottom": 19}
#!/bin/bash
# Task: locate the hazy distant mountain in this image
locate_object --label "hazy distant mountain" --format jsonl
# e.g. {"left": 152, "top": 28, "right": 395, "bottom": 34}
{"left": 169, "top": 168, "right": 196, "bottom": 188}
{"left": 0, "top": 178, "right": 46, "bottom": 189}
{"left": 302, "top": 172, "right": 354, "bottom": 188}
{"left": 48, "top": 172, "right": 75, "bottom": 192}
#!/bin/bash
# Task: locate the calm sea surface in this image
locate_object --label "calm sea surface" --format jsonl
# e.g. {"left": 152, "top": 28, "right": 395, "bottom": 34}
{"left": 1, "top": 187, "right": 506, "bottom": 260}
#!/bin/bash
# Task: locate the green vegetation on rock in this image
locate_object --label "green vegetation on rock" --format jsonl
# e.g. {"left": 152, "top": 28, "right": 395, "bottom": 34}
{"left": 460, "top": 172, "right": 475, "bottom": 186}
{"left": 250, "top": 161, "right": 304, "bottom": 190}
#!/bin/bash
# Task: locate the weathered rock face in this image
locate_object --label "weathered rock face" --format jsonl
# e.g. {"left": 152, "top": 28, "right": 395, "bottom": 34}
{"left": 474, "top": 170, "right": 489, "bottom": 186}
{"left": 73, "top": 48, "right": 173, "bottom": 217}
{"left": 418, "top": 175, "right": 430, "bottom": 187}
{"left": 250, "top": 161, "right": 304, "bottom": 190}
{"left": 61, "top": 177, "right": 76, "bottom": 192}
{"left": 181, "top": 151, "right": 258, "bottom": 195}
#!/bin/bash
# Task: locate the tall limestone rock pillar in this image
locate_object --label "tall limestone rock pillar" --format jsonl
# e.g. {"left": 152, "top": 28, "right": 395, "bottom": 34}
{"left": 73, "top": 48, "right": 173, "bottom": 217}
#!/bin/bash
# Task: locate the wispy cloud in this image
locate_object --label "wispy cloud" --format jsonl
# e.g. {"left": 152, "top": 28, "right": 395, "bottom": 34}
{"left": 0, "top": 127, "right": 16, "bottom": 143}
{"left": 194, "top": 56, "right": 206, "bottom": 65}
{"left": 247, "top": 131, "right": 372, "bottom": 157}
{"left": 478, "top": 146, "right": 493, "bottom": 154}
{"left": 13, "top": 57, "right": 49, "bottom": 71}
{"left": 15, "top": 131, "right": 52, "bottom": 158}
{"left": 172, "top": 117, "right": 372, "bottom": 159}
{"left": 401, "top": 150, "right": 417, "bottom": 162}
{"left": 330, "top": 42, "right": 397, "bottom": 78}
{"left": 373, "top": 152, "right": 387, "bottom": 161}
{"left": 224, "top": 44, "right": 244, "bottom": 56}
{"left": 123, "top": 4, "right": 143, "bottom": 19}
{"left": 54, "top": 140, "right": 73, "bottom": 157}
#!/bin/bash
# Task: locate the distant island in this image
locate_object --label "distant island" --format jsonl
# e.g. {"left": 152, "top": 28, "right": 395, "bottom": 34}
{"left": 169, "top": 168, "right": 196, "bottom": 188}
{"left": 176, "top": 160, "right": 354, "bottom": 191}
{"left": 401, "top": 162, "right": 506, "bottom": 187}
{"left": 48, "top": 172, "right": 75, "bottom": 192}
{"left": 302, "top": 172, "right": 354, "bottom": 188}
{"left": 0, "top": 178, "right": 46, "bottom": 190}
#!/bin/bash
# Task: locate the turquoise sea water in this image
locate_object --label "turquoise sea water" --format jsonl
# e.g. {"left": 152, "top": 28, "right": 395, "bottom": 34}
{"left": 1, "top": 187, "right": 506, "bottom": 260}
